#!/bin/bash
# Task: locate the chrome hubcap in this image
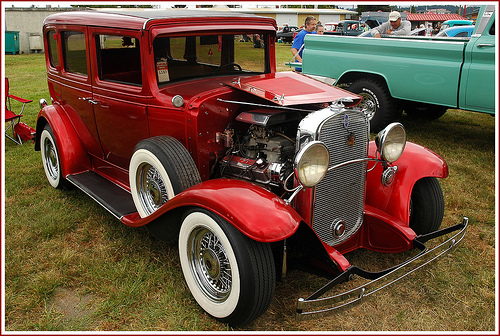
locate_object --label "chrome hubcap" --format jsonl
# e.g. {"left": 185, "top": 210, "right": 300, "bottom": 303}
{"left": 188, "top": 227, "right": 231, "bottom": 302}
{"left": 358, "top": 93, "right": 376, "bottom": 120}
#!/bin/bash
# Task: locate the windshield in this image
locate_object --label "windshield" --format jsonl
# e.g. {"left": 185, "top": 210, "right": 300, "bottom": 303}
{"left": 153, "top": 33, "right": 269, "bottom": 85}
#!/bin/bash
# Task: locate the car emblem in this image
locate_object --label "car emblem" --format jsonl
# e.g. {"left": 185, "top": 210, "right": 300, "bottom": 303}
{"left": 343, "top": 114, "right": 350, "bottom": 128}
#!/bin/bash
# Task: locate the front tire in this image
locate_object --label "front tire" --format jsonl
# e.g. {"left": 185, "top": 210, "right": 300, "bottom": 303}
{"left": 409, "top": 177, "right": 445, "bottom": 235}
{"left": 40, "top": 124, "right": 65, "bottom": 189}
{"left": 179, "top": 209, "right": 275, "bottom": 326}
{"left": 129, "top": 136, "right": 201, "bottom": 218}
{"left": 348, "top": 78, "right": 399, "bottom": 133}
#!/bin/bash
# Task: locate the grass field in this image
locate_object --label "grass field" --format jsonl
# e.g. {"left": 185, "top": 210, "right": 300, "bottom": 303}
{"left": 3, "top": 49, "right": 497, "bottom": 332}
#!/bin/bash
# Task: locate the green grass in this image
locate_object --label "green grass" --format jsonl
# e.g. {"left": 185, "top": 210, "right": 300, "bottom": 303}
{"left": 3, "top": 50, "right": 496, "bottom": 331}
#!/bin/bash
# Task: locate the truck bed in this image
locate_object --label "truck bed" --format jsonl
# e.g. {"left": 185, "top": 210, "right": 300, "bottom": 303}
{"left": 302, "top": 34, "right": 468, "bottom": 108}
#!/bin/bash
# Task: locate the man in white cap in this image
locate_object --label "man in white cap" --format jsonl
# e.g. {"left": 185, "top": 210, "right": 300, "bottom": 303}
{"left": 370, "top": 11, "right": 411, "bottom": 37}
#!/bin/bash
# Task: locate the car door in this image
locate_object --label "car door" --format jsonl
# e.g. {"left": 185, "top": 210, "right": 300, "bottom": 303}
{"left": 48, "top": 26, "right": 103, "bottom": 157}
{"left": 88, "top": 28, "right": 150, "bottom": 169}
{"left": 460, "top": 8, "right": 495, "bottom": 114}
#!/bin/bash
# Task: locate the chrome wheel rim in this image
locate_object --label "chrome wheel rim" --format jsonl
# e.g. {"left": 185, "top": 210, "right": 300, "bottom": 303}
{"left": 188, "top": 226, "right": 232, "bottom": 302}
{"left": 43, "top": 136, "right": 59, "bottom": 181}
{"left": 358, "top": 92, "right": 377, "bottom": 120}
{"left": 136, "top": 163, "right": 168, "bottom": 216}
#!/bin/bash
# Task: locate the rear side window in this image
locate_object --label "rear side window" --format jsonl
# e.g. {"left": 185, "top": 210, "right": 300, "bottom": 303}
{"left": 96, "top": 35, "right": 142, "bottom": 85}
{"left": 47, "top": 30, "right": 59, "bottom": 67}
{"left": 62, "top": 31, "right": 87, "bottom": 76}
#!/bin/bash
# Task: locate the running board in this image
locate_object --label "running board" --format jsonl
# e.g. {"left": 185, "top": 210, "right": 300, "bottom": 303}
{"left": 66, "top": 171, "right": 137, "bottom": 219}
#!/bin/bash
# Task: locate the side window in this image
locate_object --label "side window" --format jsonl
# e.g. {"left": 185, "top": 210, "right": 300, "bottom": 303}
{"left": 455, "top": 32, "right": 468, "bottom": 37}
{"left": 47, "top": 30, "right": 59, "bottom": 67}
{"left": 62, "top": 31, "right": 87, "bottom": 76}
{"left": 489, "top": 20, "right": 495, "bottom": 35}
{"left": 96, "top": 35, "right": 142, "bottom": 86}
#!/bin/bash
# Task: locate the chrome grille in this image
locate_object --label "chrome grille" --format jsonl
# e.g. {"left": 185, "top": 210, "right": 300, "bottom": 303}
{"left": 312, "top": 110, "right": 368, "bottom": 246}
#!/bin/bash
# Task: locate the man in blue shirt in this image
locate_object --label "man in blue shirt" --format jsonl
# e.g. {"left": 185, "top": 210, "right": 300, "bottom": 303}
{"left": 291, "top": 16, "right": 317, "bottom": 71}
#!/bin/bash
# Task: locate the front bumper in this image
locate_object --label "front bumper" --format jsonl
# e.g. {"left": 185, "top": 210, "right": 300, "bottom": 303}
{"left": 296, "top": 217, "right": 468, "bottom": 321}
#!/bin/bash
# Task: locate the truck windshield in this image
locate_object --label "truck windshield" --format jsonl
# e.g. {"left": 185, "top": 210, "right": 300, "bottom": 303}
{"left": 153, "top": 33, "right": 268, "bottom": 85}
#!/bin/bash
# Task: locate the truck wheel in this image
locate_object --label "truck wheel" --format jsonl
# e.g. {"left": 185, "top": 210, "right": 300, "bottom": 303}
{"left": 40, "top": 124, "right": 66, "bottom": 189}
{"left": 405, "top": 103, "right": 448, "bottom": 120}
{"left": 129, "top": 136, "right": 201, "bottom": 218}
{"left": 179, "top": 209, "right": 275, "bottom": 326}
{"left": 409, "top": 177, "right": 444, "bottom": 235}
{"left": 348, "top": 79, "right": 398, "bottom": 132}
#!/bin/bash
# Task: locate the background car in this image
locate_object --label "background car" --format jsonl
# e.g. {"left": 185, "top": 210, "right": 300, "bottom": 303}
{"left": 436, "top": 25, "right": 475, "bottom": 37}
{"left": 439, "top": 19, "right": 474, "bottom": 31}
{"left": 276, "top": 25, "right": 299, "bottom": 43}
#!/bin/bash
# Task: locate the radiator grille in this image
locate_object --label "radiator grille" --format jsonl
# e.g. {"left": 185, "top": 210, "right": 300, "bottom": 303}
{"left": 312, "top": 110, "right": 368, "bottom": 246}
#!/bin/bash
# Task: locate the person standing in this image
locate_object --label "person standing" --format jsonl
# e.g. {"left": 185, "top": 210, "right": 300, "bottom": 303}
{"left": 370, "top": 11, "right": 411, "bottom": 37}
{"left": 291, "top": 16, "right": 317, "bottom": 71}
{"left": 316, "top": 24, "right": 324, "bottom": 34}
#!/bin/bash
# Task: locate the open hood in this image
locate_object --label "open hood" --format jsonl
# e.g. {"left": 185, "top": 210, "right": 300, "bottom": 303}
{"left": 224, "top": 72, "right": 361, "bottom": 107}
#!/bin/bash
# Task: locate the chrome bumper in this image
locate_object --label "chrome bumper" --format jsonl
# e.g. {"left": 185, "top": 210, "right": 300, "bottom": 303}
{"left": 296, "top": 217, "right": 468, "bottom": 321}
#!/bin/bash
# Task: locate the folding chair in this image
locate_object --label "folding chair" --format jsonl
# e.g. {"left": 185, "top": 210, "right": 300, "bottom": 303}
{"left": 5, "top": 78, "right": 32, "bottom": 145}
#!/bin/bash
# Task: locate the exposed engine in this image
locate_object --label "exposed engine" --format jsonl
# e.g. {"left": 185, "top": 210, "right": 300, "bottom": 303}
{"left": 218, "top": 109, "right": 301, "bottom": 189}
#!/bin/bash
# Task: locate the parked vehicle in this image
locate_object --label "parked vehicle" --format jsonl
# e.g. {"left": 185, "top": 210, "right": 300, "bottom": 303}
{"left": 324, "top": 20, "right": 364, "bottom": 36}
{"left": 439, "top": 19, "right": 474, "bottom": 31}
{"left": 276, "top": 25, "right": 299, "bottom": 43}
{"left": 298, "top": 5, "right": 495, "bottom": 131}
{"left": 359, "top": 26, "right": 425, "bottom": 38}
{"left": 323, "top": 22, "right": 338, "bottom": 32}
{"left": 436, "top": 25, "right": 475, "bottom": 37}
{"left": 36, "top": 9, "right": 467, "bottom": 326}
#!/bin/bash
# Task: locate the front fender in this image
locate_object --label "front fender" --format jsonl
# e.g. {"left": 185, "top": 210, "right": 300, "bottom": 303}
{"left": 35, "top": 105, "right": 91, "bottom": 178}
{"left": 366, "top": 141, "right": 448, "bottom": 226}
{"left": 122, "top": 179, "right": 303, "bottom": 243}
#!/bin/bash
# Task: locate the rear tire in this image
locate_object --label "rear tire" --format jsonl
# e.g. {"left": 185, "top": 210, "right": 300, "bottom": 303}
{"left": 179, "top": 209, "right": 275, "bottom": 326}
{"left": 348, "top": 78, "right": 399, "bottom": 133}
{"left": 409, "top": 177, "right": 445, "bottom": 235}
{"left": 40, "top": 124, "right": 66, "bottom": 189}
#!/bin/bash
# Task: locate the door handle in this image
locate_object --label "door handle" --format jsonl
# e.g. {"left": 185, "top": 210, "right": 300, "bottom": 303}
{"left": 79, "top": 97, "right": 99, "bottom": 105}
{"left": 477, "top": 43, "right": 494, "bottom": 48}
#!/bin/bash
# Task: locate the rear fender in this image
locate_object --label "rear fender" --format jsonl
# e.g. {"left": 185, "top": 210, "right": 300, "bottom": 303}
{"left": 35, "top": 105, "right": 91, "bottom": 178}
{"left": 121, "top": 179, "right": 303, "bottom": 243}
{"left": 365, "top": 141, "right": 448, "bottom": 226}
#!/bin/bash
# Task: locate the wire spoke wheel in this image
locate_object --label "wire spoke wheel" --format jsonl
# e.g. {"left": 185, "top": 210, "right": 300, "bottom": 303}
{"left": 179, "top": 209, "right": 275, "bottom": 326}
{"left": 40, "top": 124, "right": 66, "bottom": 189}
{"left": 129, "top": 136, "right": 201, "bottom": 218}
{"left": 136, "top": 163, "right": 168, "bottom": 215}
{"left": 43, "top": 136, "right": 59, "bottom": 181}
{"left": 188, "top": 226, "right": 232, "bottom": 302}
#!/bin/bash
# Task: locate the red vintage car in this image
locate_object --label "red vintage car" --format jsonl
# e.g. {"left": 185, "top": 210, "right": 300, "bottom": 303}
{"left": 35, "top": 9, "right": 467, "bottom": 326}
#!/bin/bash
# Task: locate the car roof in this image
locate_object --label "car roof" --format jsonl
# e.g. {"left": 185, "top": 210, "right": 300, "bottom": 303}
{"left": 442, "top": 19, "right": 473, "bottom": 24}
{"left": 437, "top": 25, "right": 474, "bottom": 37}
{"left": 43, "top": 9, "right": 276, "bottom": 30}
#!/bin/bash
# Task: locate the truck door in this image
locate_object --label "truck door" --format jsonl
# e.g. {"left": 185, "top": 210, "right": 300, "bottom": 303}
{"left": 460, "top": 7, "right": 495, "bottom": 114}
{"left": 88, "top": 29, "right": 150, "bottom": 170}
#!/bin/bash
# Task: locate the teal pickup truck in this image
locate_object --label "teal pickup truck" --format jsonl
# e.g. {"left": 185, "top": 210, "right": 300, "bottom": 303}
{"left": 298, "top": 5, "right": 495, "bottom": 131}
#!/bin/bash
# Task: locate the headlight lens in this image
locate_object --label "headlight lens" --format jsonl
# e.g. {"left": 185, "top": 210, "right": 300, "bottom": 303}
{"left": 376, "top": 123, "right": 406, "bottom": 162}
{"left": 294, "top": 141, "right": 330, "bottom": 187}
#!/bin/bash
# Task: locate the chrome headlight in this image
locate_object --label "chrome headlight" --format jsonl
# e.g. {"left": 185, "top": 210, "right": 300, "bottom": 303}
{"left": 375, "top": 122, "right": 406, "bottom": 162}
{"left": 294, "top": 141, "right": 330, "bottom": 187}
